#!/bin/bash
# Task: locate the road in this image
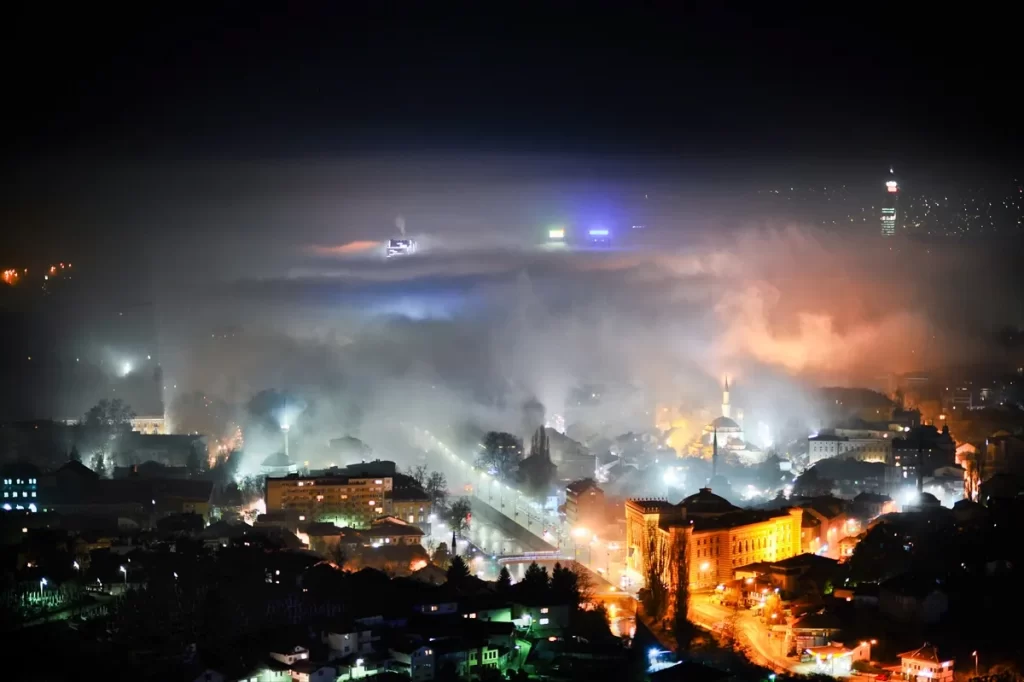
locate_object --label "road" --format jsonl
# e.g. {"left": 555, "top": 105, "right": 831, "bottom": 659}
{"left": 690, "top": 595, "right": 794, "bottom": 673}
{"left": 412, "top": 426, "right": 631, "bottom": 592}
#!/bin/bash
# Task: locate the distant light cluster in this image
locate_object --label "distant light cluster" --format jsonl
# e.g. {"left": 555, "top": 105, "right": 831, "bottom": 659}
{"left": 757, "top": 179, "right": 1024, "bottom": 237}
{"left": 2, "top": 263, "right": 72, "bottom": 288}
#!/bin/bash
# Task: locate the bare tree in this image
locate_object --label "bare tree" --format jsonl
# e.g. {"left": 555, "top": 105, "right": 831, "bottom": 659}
{"left": 446, "top": 497, "right": 472, "bottom": 555}
{"left": 640, "top": 521, "right": 668, "bottom": 620}
{"left": 426, "top": 471, "right": 449, "bottom": 512}
{"left": 409, "top": 464, "right": 428, "bottom": 489}
{"left": 672, "top": 530, "right": 695, "bottom": 648}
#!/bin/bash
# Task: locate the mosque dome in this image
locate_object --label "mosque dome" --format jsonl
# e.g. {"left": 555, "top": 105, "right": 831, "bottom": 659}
{"left": 680, "top": 487, "right": 738, "bottom": 516}
{"left": 710, "top": 416, "right": 742, "bottom": 432}
{"left": 260, "top": 452, "right": 297, "bottom": 477}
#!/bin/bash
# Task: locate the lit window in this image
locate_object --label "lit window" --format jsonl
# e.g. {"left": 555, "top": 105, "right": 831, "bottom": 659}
{"left": 430, "top": 605, "right": 438, "bottom": 612}
{"left": 540, "top": 608, "right": 549, "bottom": 614}
{"left": 317, "top": 495, "right": 324, "bottom": 502}
{"left": 375, "top": 479, "right": 383, "bottom": 484}
{"left": 539, "top": 618, "right": 549, "bottom": 625}
{"left": 298, "top": 482, "right": 304, "bottom": 487}
{"left": 299, "top": 515, "right": 305, "bottom": 521}
{"left": 408, "top": 515, "right": 414, "bottom": 523}
{"left": 368, "top": 500, "right": 376, "bottom": 506}
{"left": 469, "top": 613, "right": 477, "bottom": 619}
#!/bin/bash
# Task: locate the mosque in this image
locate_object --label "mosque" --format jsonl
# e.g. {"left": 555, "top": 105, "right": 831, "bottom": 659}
{"left": 690, "top": 377, "right": 765, "bottom": 464}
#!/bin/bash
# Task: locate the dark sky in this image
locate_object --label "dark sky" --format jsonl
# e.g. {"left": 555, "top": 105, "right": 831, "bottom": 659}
{"left": 3, "top": 4, "right": 1019, "bottom": 167}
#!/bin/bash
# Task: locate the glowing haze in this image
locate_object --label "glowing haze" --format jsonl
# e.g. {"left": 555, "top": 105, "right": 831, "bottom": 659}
{"left": 7, "top": 155, "right": 1018, "bottom": 466}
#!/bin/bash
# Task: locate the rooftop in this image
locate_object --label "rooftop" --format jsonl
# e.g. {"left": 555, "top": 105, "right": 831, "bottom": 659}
{"left": 626, "top": 498, "right": 676, "bottom": 514}
{"left": 691, "top": 508, "right": 793, "bottom": 532}
{"left": 391, "top": 487, "right": 430, "bottom": 502}
{"left": 853, "top": 492, "right": 892, "bottom": 503}
{"left": 898, "top": 644, "right": 950, "bottom": 665}
{"left": 680, "top": 487, "right": 739, "bottom": 516}
{"left": 881, "top": 572, "right": 947, "bottom": 598}
{"left": 792, "top": 611, "right": 843, "bottom": 631}
{"left": 806, "top": 645, "right": 852, "bottom": 658}
{"left": 261, "top": 451, "right": 294, "bottom": 467}
{"left": 710, "top": 416, "right": 741, "bottom": 430}
{"left": 566, "top": 478, "right": 602, "bottom": 495}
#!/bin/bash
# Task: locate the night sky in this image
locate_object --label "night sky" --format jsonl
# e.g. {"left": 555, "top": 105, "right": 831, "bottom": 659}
{"left": 3, "top": 4, "right": 1020, "bottom": 167}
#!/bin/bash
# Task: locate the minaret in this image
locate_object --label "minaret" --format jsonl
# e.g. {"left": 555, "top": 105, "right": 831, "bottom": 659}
{"left": 722, "top": 376, "right": 731, "bottom": 419}
{"left": 916, "top": 438, "right": 924, "bottom": 494}
{"left": 712, "top": 425, "right": 718, "bottom": 481}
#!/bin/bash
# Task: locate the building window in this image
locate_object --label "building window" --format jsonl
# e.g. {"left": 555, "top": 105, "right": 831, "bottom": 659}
{"left": 539, "top": 618, "right": 549, "bottom": 625}
{"left": 540, "top": 607, "right": 549, "bottom": 614}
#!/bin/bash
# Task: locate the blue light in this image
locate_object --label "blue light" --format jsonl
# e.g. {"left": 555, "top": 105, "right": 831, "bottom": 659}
{"left": 589, "top": 228, "right": 609, "bottom": 236}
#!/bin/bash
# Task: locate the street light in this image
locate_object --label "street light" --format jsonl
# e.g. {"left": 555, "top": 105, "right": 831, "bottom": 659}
{"left": 72, "top": 561, "right": 80, "bottom": 571}
{"left": 972, "top": 651, "right": 978, "bottom": 677}
{"left": 119, "top": 565, "right": 127, "bottom": 585}
{"left": 39, "top": 577, "right": 48, "bottom": 592}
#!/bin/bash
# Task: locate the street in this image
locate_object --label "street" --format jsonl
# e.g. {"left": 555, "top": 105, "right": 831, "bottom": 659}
{"left": 689, "top": 595, "right": 793, "bottom": 673}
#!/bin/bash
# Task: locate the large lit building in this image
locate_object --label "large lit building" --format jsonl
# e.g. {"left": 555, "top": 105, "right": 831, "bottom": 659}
{"left": 265, "top": 472, "right": 394, "bottom": 528}
{"left": 881, "top": 168, "right": 900, "bottom": 237}
{"left": 625, "top": 488, "right": 802, "bottom": 616}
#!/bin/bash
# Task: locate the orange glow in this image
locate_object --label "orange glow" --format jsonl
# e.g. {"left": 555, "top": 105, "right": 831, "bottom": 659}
{"left": 409, "top": 559, "right": 428, "bottom": 572}
{"left": 309, "top": 240, "right": 382, "bottom": 256}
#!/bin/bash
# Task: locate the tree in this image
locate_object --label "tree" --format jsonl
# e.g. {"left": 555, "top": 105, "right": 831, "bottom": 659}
{"left": 68, "top": 446, "right": 81, "bottom": 463}
{"left": 426, "top": 471, "right": 449, "bottom": 512}
{"left": 718, "top": 604, "right": 745, "bottom": 654}
{"left": 91, "top": 452, "right": 108, "bottom": 478}
{"left": 551, "top": 562, "right": 591, "bottom": 611}
{"left": 409, "top": 464, "right": 428, "bottom": 489}
{"left": 477, "top": 431, "right": 523, "bottom": 480}
{"left": 327, "top": 544, "right": 347, "bottom": 568}
{"left": 446, "top": 497, "right": 472, "bottom": 554}
{"left": 446, "top": 555, "right": 471, "bottom": 587}
{"left": 639, "top": 521, "right": 668, "bottom": 621}
{"left": 496, "top": 566, "right": 512, "bottom": 594}
{"left": 432, "top": 542, "right": 451, "bottom": 569}
{"left": 186, "top": 445, "right": 202, "bottom": 476}
{"left": 672, "top": 530, "right": 695, "bottom": 649}
{"left": 793, "top": 466, "right": 834, "bottom": 498}
{"left": 81, "top": 398, "right": 135, "bottom": 461}
{"left": 520, "top": 562, "right": 550, "bottom": 602}
{"left": 519, "top": 427, "right": 556, "bottom": 497}
{"left": 550, "top": 562, "right": 577, "bottom": 604}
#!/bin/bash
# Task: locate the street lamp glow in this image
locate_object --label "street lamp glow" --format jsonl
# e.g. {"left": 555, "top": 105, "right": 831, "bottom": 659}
{"left": 40, "top": 578, "right": 48, "bottom": 590}
{"left": 72, "top": 561, "right": 80, "bottom": 571}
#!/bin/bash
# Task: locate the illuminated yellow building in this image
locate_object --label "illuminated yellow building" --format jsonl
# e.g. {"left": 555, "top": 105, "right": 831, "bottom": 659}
{"left": 265, "top": 473, "right": 393, "bottom": 528}
{"left": 131, "top": 416, "right": 167, "bottom": 435}
{"left": 625, "top": 488, "right": 802, "bottom": 614}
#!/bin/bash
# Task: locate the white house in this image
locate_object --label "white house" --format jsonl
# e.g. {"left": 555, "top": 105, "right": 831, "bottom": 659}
{"left": 898, "top": 644, "right": 954, "bottom": 682}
